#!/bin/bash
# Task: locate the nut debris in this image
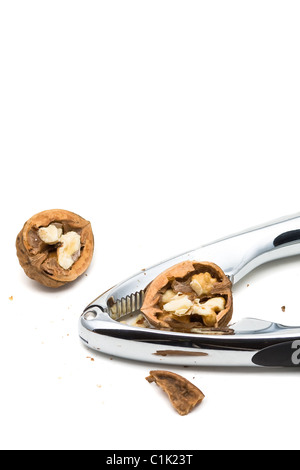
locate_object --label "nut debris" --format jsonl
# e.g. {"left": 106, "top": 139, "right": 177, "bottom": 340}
{"left": 141, "top": 260, "right": 233, "bottom": 331}
{"left": 16, "top": 209, "right": 94, "bottom": 288}
{"left": 146, "top": 370, "right": 205, "bottom": 416}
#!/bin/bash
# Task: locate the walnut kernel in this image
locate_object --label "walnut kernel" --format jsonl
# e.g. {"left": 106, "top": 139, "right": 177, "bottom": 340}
{"left": 141, "top": 260, "right": 233, "bottom": 331}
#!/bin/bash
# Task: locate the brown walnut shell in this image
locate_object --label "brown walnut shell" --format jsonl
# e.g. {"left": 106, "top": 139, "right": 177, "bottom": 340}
{"left": 16, "top": 209, "right": 94, "bottom": 288}
{"left": 146, "top": 370, "right": 205, "bottom": 416}
{"left": 141, "top": 260, "right": 233, "bottom": 331}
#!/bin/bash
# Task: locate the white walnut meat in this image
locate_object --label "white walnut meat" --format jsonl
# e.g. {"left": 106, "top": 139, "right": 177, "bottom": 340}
{"left": 38, "top": 224, "right": 63, "bottom": 245}
{"left": 57, "top": 232, "right": 81, "bottom": 270}
{"left": 16, "top": 209, "right": 94, "bottom": 288}
{"left": 141, "top": 260, "right": 233, "bottom": 331}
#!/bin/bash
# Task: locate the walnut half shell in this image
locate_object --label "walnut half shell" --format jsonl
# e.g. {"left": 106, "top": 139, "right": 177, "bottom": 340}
{"left": 16, "top": 209, "right": 94, "bottom": 288}
{"left": 141, "top": 260, "right": 233, "bottom": 331}
{"left": 146, "top": 370, "right": 205, "bottom": 416}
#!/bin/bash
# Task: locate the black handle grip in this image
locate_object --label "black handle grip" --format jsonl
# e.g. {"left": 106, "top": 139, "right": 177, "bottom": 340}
{"left": 273, "top": 230, "right": 300, "bottom": 248}
{"left": 252, "top": 340, "right": 300, "bottom": 367}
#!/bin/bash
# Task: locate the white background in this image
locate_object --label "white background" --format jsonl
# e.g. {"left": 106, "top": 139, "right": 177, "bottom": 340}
{"left": 1, "top": 0, "right": 300, "bottom": 451}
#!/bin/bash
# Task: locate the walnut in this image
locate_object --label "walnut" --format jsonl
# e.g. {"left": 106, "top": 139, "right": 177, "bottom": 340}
{"left": 16, "top": 209, "right": 94, "bottom": 288}
{"left": 146, "top": 370, "right": 205, "bottom": 416}
{"left": 141, "top": 260, "right": 233, "bottom": 331}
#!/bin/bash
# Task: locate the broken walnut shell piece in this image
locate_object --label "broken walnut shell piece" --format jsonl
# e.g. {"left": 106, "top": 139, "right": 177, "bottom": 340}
{"left": 141, "top": 260, "right": 233, "bottom": 331}
{"left": 16, "top": 209, "right": 94, "bottom": 288}
{"left": 146, "top": 370, "right": 205, "bottom": 416}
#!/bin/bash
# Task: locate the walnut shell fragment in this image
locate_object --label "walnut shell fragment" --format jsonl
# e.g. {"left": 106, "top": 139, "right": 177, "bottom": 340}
{"left": 16, "top": 209, "right": 94, "bottom": 288}
{"left": 146, "top": 370, "right": 205, "bottom": 416}
{"left": 141, "top": 260, "right": 233, "bottom": 331}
